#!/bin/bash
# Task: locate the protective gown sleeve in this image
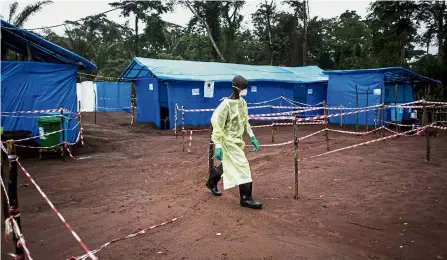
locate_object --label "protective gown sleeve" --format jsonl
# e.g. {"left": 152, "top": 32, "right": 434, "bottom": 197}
{"left": 211, "top": 101, "right": 229, "bottom": 149}
{"left": 242, "top": 99, "right": 255, "bottom": 137}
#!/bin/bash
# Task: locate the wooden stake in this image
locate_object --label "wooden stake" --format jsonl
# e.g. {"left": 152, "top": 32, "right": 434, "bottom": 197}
{"left": 366, "top": 87, "right": 369, "bottom": 132}
{"left": 94, "top": 89, "right": 97, "bottom": 125}
{"left": 182, "top": 106, "right": 185, "bottom": 152}
{"left": 355, "top": 85, "right": 359, "bottom": 131}
{"left": 270, "top": 106, "right": 275, "bottom": 143}
{"left": 394, "top": 84, "right": 399, "bottom": 134}
{"left": 209, "top": 125, "right": 214, "bottom": 175}
{"left": 175, "top": 103, "right": 178, "bottom": 139}
{"left": 293, "top": 120, "right": 299, "bottom": 200}
{"left": 324, "top": 101, "right": 329, "bottom": 151}
{"left": 423, "top": 101, "right": 430, "bottom": 161}
{"left": 340, "top": 105, "right": 343, "bottom": 128}
{"left": 61, "top": 108, "right": 66, "bottom": 161}
{"left": 380, "top": 93, "right": 385, "bottom": 138}
{"left": 5, "top": 140, "right": 24, "bottom": 258}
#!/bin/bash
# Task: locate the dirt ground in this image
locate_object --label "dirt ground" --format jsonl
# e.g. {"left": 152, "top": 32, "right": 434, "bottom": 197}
{"left": 2, "top": 112, "right": 447, "bottom": 260}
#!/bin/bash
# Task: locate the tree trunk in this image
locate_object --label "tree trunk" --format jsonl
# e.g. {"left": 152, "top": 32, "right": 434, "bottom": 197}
{"left": 436, "top": 0, "right": 445, "bottom": 65}
{"left": 135, "top": 15, "right": 139, "bottom": 57}
{"left": 302, "top": 0, "right": 308, "bottom": 66}
{"left": 185, "top": 0, "right": 226, "bottom": 62}
{"left": 266, "top": 1, "right": 274, "bottom": 65}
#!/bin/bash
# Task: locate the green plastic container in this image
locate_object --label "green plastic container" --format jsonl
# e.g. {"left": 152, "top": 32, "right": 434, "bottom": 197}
{"left": 37, "top": 116, "right": 62, "bottom": 148}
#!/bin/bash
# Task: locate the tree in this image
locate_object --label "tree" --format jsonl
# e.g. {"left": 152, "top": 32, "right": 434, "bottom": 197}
{"left": 252, "top": 0, "right": 277, "bottom": 65}
{"left": 109, "top": 0, "right": 173, "bottom": 57}
{"left": 7, "top": 1, "right": 52, "bottom": 27}
{"left": 184, "top": 0, "right": 226, "bottom": 62}
{"left": 221, "top": 1, "right": 245, "bottom": 62}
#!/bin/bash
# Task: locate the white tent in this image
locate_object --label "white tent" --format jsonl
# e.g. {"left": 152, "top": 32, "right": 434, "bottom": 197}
{"left": 76, "top": 81, "right": 97, "bottom": 112}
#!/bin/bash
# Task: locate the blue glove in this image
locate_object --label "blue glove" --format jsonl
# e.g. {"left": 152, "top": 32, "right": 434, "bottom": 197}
{"left": 250, "top": 136, "right": 260, "bottom": 152}
{"left": 214, "top": 148, "right": 223, "bottom": 160}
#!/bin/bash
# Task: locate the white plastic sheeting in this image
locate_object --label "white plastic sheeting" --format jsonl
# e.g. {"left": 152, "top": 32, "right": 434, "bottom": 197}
{"left": 76, "top": 81, "right": 97, "bottom": 112}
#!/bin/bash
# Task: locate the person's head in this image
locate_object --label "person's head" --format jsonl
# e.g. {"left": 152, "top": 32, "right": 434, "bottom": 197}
{"left": 232, "top": 75, "right": 248, "bottom": 97}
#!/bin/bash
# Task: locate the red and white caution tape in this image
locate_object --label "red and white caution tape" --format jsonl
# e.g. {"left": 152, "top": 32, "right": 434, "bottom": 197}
{"left": 246, "top": 97, "right": 282, "bottom": 105}
{"left": 7, "top": 129, "right": 62, "bottom": 143}
{"left": 299, "top": 129, "right": 327, "bottom": 140}
{"left": 432, "top": 125, "right": 447, "bottom": 130}
{"left": 72, "top": 217, "right": 180, "bottom": 260}
{"left": 424, "top": 101, "right": 447, "bottom": 105}
{"left": 1, "top": 142, "right": 8, "bottom": 154}
{"left": 16, "top": 160, "right": 97, "bottom": 260}
{"left": 326, "top": 126, "right": 384, "bottom": 136}
{"left": 1, "top": 108, "right": 61, "bottom": 114}
{"left": 246, "top": 140, "right": 294, "bottom": 147}
{"left": 5, "top": 216, "right": 33, "bottom": 260}
{"left": 1, "top": 174, "right": 33, "bottom": 260}
{"left": 303, "top": 126, "right": 428, "bottom": 161}
{"left": 281, "top": 96, "right": 323, "bottom": 107}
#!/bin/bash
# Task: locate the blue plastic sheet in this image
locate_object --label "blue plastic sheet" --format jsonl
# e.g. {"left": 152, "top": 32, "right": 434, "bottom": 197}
{"left": 1, "top": 61, "right": 79, "bottom": 142}
{"left": 96, "top": 82, "right": 132, "bottom": 112}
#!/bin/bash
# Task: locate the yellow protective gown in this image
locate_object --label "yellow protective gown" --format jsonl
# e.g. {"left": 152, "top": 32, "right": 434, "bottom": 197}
{"left": 211, "top": 97, "right": 254, "bottom": 190}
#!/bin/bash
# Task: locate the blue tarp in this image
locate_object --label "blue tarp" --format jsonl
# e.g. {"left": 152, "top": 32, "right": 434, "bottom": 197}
{"left": 324, "top": 67, "right": 435, "bottom": 126}
{"left": 120, "top": 58, "right": 327, "bottom": 83}
{"left": 96, "top": 82, "right": 132, "bottom": 112}
{"left": 1, "top": 19, "right": 96, "bottom": 71}
{"left": 1, "top": 61, "right": 79, "bottom": 142}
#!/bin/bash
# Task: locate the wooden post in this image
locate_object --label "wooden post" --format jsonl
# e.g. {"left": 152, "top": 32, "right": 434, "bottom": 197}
{"left": 340, "top": 105, "right": 343, "bottom": 128}
{"left": 324, "top": 101, "right": 329, "bottom": 151}
{"left": 423, "top": 101, "right": 430, "bottom": 161}
{"left": 293, "top": 119, "right": 299, "bottom": 200}
{"left": 394, "top": 84, "right": 399, "bottom": 134}
{"left": 131, "top": 105, "right": 136, "bottom": 125}
{"left": 94, "top": 89, "right": 97, "bottom": 124}
{"left": 271, "top": 106, "right": 275, "bottom": 143}
{"left": 78, "top": 101, "right": 84, "bottom": 147}
{"left": 366, "top": 87, "right": 369, "bottom": 132}
{"left": 1, "top": 157, "right": 9, "bottom": 222}
{"left": 182, "top": 106, "right": 185, "bottom": 152}
{"left": 380, "top": 93, "right": 385, "bottom": 138}
{"left": 355, "top": 85, "right": 359, "bottom": 131}
{"left": 174, "top": 103, "right": 178, "bottom": 139}
{"left": 209, "top": 125, "right": 214, "bottom": 175}
{"left": 61, "top": 108, "right": 66, "bottom": 161}
{"left": 5, "top": 140, "right": 24, "bottom": 258}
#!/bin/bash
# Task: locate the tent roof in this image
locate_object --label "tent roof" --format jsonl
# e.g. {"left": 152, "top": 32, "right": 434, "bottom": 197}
{"left": 119, "top": 57, "right": 327, "bottom": 84}
{"left": 1, "top": 19, "right": 96, "bottom": 71}
{"left": 281, "top": 65, "right": 328, "bottom": 83}
{"left": 324, "top": 67, "right": 441, "bottom": 85}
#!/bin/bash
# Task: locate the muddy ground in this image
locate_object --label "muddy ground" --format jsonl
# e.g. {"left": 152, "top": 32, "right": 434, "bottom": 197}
{"left": 2, "top": 112, "right": 447, "bottom": 260}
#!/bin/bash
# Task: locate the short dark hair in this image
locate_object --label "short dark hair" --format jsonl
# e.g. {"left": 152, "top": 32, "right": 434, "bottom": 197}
{"left": 232, "top": 75, "right": 248, "bottom": 89}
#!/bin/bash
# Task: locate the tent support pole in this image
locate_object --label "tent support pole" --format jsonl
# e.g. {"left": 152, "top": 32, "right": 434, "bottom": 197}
{"left": 293, "top": 119, "right": 299, "bottom": 200}
{"left": 174, "top": 103, "right": 178, "bottom": 139}
{"left": 380, "top": 93, "right": 385, "bottom": 139}
{"left": 94, "top": 89, "right": 97, "bottom": 125}
{"left": 340, "top": 105, "right": 343, "bottom": 129}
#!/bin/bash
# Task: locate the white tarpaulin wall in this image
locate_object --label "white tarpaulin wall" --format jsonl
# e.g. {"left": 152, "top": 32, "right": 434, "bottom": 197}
{"left": 76, "top": 81, "right": 97, "bottom": 112}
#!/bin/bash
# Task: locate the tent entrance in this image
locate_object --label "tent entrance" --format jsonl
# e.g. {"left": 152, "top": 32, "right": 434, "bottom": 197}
{"left": 159, "top": 83, "right": 169, "bottom": 130}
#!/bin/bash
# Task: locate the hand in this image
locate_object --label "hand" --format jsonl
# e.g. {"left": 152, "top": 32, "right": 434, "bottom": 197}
{"left": 214, "top": 148, "right": 223, "bottom": 160}
{"left": 250, "top": 136, "right": 260, "bottom": 152}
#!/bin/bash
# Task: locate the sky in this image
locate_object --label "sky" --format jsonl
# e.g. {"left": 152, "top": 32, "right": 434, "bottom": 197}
{"left": 0, "top": 0, "right": 372, "bottom": 34}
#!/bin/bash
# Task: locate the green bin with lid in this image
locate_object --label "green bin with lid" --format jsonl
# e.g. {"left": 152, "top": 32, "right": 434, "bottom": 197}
{"left": 37, "top": 116, "right": 62, "bottom": 148}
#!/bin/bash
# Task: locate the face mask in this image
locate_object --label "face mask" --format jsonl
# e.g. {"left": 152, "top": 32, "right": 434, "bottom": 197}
{"left": 233, "top": 85, "right": 248, "bottom": 96}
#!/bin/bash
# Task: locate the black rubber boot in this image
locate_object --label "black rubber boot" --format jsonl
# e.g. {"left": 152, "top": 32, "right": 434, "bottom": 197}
{"left": 206, "top": 164, "right": 223, "bottom": 196}
{"left": 239, "top": 182, "right": 262, "bottom": 209}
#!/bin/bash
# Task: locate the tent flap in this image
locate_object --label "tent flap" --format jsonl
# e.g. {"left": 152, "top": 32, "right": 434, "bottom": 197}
{"left": 96, "top": 82, "right": 132, "bottom": 112}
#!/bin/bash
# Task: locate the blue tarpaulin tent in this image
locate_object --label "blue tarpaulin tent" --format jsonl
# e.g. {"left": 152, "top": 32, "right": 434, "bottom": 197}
{"left": 324, "top": 67, "right": 442, "bottom": 126}
{"left": 119, "top": 58, "right": 328, "bottom": 128}
{"left": 96, "top": 82, "right": 132, "bottom": 112}
{"left": 1, "top": 19, "right": 96, "bottom": 143}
